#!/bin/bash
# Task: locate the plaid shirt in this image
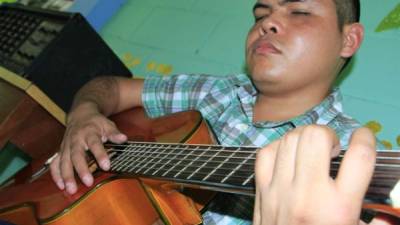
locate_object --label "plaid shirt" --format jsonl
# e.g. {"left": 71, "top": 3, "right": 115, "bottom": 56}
{"left": 142, "top": 73, "right": 362, "bottom": 225}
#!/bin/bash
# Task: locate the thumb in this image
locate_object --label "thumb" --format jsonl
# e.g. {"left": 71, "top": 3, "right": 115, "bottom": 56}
{"left": 108, "top": 131, "right": 128, "bottom": 143}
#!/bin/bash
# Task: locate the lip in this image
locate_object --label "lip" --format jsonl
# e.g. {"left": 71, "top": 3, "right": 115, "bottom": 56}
{"left": 253, "top": 39, "right": 282, "bottom": 55}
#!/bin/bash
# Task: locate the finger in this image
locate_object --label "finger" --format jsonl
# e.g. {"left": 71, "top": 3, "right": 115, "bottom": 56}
{"left": 337, "top": 127, "right": 376, "bottom": 202}
{"left": 255, "top": 141, "right": 279, "bottom": 225}
{"left": 71, "top": 146, "right": 93, "bottom": 187}
{"left": 294, "top": 125, "right": 339, "bottom": 185}
{"left": 271, "top": 127, "right": 303, "bottom": 185}
{"left": 253, "top": 187, "right": 261, "bottom": 225}
{"left": 86, "top": 133, "right": 110, "bottom": 171}
{"left": 60, "top": 148, "right": 78, "bottom": 194}
{"left": 49, "top": 154, "right": 64, "bottom": 190}
{"left": 103, "top": 124, "right": 127, "bottom": 144}
{"left": 256, "top": 140, "right": 280, "bottom": 191}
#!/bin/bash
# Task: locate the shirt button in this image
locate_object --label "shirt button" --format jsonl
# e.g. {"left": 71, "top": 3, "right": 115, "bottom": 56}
{"left": 235, "top": 123, "right": 249, "bottom": 131}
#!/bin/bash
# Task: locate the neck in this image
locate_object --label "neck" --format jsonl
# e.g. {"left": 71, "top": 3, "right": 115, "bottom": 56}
{"left": 253, "top": 87, "right": 330, "bottom": 123}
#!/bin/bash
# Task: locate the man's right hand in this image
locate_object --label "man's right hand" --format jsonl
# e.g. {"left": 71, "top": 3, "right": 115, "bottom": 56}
{"left": 49, "top": 103, "right": 127, "bottom": 195}
{"left": 49, "top": 77, "right": 143, "bottom": 195}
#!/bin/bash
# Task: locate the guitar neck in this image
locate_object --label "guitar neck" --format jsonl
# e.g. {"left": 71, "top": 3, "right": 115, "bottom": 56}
{"left": 108, "top": 142, "right": 257, "bottom": 195}
{"left": 107, "top": 141, "right": 400, "bottom": 202}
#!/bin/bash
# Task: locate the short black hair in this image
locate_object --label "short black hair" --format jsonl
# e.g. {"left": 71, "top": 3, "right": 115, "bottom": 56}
{"left": 334, "top": 0, "right": 360, "bottom": 30}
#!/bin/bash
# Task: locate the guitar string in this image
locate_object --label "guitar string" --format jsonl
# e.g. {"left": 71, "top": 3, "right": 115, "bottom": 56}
{"left": 105, "top": 142, "right": 400, "bottom": 154}
{"left": 110, "top": 157, "right": 400, "bottom": 180}
{"left": 106, "top": 147, "right": 400, "bottom": 186}
{"left": 102, "top": 143, "right": 400, "bottom": 191}
{"left": 104, "top": 145, "right": 400, "bottom": 163}
{"left": 104, "top": 145, "right": 400, "bottom": 170}
{"left": 104, "top": 143, "right": 400, "bottom": 160}
{"left": 107, "top": 151, "right": 400, "bottom": 171}
{"left": 108, "top": 153, "right": 400, "bottom": 176}
{"left": 106, "top": 142, "right": 399, "bottom": 154}
{"left": 100, "top": 142, "right": 400, "bottom": 196}
{"left": 109, "top": 159, "right": 398, "bottom": 193}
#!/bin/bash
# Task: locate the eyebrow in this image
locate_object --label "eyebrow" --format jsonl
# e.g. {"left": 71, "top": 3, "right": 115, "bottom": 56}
{"left": 253, "top": 2, "right": 271, "bottom": 13}
{"left": 252, "top": 0, "right": 307, "bottom": 13}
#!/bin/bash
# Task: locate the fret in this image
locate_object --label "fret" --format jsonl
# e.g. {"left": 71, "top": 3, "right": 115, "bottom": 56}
{"left": 174, "top": 146, "right": 207, "bottom": 179}
{"left": 161, "top": 144, "right": 197, "bottom": 177}
{"left": 115, "top": 143, "right": 148, "bottom": 172}
{"left": 221, "top": 150, "right": 256, "bottom": 186}
{"left": 125, "top": 144, "right": 155, "bottom": 172}
{"left": 128, "top": 143, "right": 168, "bottom": 173}
{"left": 150, "top": 144, "right": 182, "bottom": 176}
{"left": 183, "top": 146, "right": 220, "bottom": 180}
{"left": 115, "top": 144, "right": 146, "bottom": 172}
{"left": 148, "top": 144, "right": 180, "bottom": 176}
{"left": 201, "top": 146, "right": 239, "bottom": 182}
{"left": 133, "top": 161, "right": 253, "bottom": 178}
{"left": 142, "top": 164, "right": 250, "bottom": 178}
{"left": 178, "top": 146, "right": 215, "bottom": 181}
{"left": 111, "top": 144, "right": 137, "bottom": 171}
{"left": 243, "top": 173, "right": 255, "bottom": 186}
{"left": 135, "top": 144, "right": 171, "bottom": 174}
{"left": 187, "top": 146, "right": 228, "bottom": 181}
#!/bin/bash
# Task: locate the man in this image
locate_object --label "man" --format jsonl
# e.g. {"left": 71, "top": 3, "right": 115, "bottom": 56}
{"left": 253, "top": 125, "right": 396, "bottom": 225}
{"left": 50, "top": 0, "right": 371, "bottom": 224}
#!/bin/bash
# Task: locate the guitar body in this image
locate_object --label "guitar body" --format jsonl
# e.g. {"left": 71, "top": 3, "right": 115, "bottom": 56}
{"left": 0, "top": 94, "right": 215, "bottom": 225}
{"left": 0, "top": 79, "right": 65, "bottom": 184}
{"left": 1, "top": 80, "right": 399, "bottom": 224}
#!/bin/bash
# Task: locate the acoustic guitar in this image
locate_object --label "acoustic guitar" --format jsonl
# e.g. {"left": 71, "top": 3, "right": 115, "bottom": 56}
{"left": 1, "top": 106, "right": 400, "bottom": 224}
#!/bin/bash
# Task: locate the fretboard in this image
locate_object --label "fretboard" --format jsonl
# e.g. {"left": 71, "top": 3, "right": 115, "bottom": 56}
{"left": 108, "top": 142, "right": 257, "bottom": 194}
{"left": 107, "top": 141, "right": 400, "bottom": 201}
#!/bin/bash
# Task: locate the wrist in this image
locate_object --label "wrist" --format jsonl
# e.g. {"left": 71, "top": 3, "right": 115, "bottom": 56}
{"left": 66, "top": 101, "right": 101, "bottom": 125}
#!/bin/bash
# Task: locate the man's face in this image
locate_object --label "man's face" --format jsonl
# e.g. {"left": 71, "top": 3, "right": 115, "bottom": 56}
{"left": 246, "top": 0, "right": 345, "bottom": 94}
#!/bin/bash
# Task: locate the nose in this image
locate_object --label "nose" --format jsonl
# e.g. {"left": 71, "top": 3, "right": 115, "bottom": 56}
{"left": 258, "top": 13, "right": 283, "bottom": 36}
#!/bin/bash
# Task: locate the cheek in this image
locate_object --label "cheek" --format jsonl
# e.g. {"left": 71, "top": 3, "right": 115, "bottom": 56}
{"left": 246, "top": 26, "right": 259, "bottom": 52}
{"left": 288, "top": 30, "right": 340, "bottom": 65}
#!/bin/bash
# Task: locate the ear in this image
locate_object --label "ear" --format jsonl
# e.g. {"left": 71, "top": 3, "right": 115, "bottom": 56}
{"left": 340, "top": 23, "right": 364, "bottom": 58}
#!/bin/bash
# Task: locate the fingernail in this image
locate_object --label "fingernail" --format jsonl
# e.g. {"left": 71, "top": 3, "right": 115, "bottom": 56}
{"left": 66, "top": 182, "right": 76, "bottom": 194}
{"left": 82, "top": 175, "right": 93, "bottom": 187}
{"left": 101, "top": 160, "right": 110, "bottom": 171}
{"left": 57, "top": 181, "right": 65, "bottom": 190}
{"left": 117, "top": 134, "right": 127, "bottom": 141}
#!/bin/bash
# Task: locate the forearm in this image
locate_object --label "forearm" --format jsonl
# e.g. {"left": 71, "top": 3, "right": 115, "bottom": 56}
{"left": 70, "top": 76, "right": 121, "bottom": 117}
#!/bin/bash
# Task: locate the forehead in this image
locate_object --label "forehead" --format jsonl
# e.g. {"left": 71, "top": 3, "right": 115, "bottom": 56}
{"left": 253, "top": 0, "right": 338, "bottom": 15}
{"left": 255, "top": 0, "right": 334, "bottom": 7}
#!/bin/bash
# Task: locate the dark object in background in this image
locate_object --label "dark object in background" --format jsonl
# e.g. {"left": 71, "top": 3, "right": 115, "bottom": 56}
{"left": 0, "top": 4, "right": 131, "bottom": 112}
{"left": 0, "top": 220, "right": 16, "bottom": 225}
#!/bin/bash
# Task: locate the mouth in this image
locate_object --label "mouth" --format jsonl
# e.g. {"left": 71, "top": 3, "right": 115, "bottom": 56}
{"left": 253, "top": 39, "right": 282, "bottom": 55}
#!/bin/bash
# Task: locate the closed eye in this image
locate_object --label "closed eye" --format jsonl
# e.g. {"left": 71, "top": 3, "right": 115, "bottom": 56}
{"left": 291, "top": 11, "right": 310, "bottom": 15}
{"left": 255, "top": 16, "right": 265, "bottom": 22}
{"left": 254, "top": 14, "right": 270, "bottom": 23}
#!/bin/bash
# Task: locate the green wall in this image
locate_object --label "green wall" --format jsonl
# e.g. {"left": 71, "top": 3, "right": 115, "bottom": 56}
{"left": 100, "top": 0, "right": 400, "bottom": 149}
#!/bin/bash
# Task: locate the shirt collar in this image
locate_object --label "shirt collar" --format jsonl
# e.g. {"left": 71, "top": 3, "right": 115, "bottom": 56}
{"left": 234, "top": 77, "right": 343, "bottom": 128}
{"left": 292, "top": 88, "right": 342, "bottom": 127}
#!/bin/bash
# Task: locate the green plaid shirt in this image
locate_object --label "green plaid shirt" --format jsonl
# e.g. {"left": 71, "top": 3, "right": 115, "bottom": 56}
{"left": 142, "top": 73, "right": 362, "bottom": 225}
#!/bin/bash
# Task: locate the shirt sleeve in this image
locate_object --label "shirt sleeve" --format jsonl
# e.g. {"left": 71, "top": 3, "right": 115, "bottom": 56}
{"left": 142, "top": 74, "right": 232, "bottom": 118}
